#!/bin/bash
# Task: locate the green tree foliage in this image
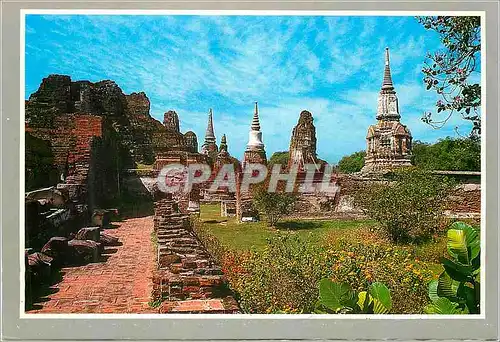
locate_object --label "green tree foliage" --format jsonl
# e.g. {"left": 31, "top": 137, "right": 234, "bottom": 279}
{"left": 412, "top": 137, "right": 480, "bottom": 171}
{"left": 417, "top": 16, "right": 481, "bottom": 136}
{"left": 337, "top": 151, "right": 366, "bottom": 173}
{"left": 25, "top": 132, "right": 59, "bottom": 191}
{"left": 424, "top": 221, "right": 480, "bottom": 314}
{"left": 356, "top": 168, "right": 454, "bottom": 243}
{"left": 268, "top": 151, "right": 290, "bottom": 167}
{"left": 252, "top": 186, "right": 297, "bottom": 227}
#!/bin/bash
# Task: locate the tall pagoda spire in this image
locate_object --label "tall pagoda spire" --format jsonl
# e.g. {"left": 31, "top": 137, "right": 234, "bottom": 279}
{"left": 376, "top": 47, "right": 400, "bottom": 121}
{"left": 243, "top": 101, "right": 267, "bottom": 166}
{"left": 204, "top": 108, "right": 216, "bottom": 144}
{"left": 201, "top": 108, "right": 218, "bottom": 161}
{"left": 381, "top": 47, "right": 394, "bottom": 91}
{"left": 251, "top": 102, "right": 261, "bottom": 131}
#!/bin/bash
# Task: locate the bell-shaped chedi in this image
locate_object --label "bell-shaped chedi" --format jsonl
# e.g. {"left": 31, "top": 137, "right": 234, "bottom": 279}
{"left": 288, "top": 110, "right": 319, "bottom": 171}
{"left": 243, "top": 102, "right": 267, "bottom": 167}
{"left": 361, "top": 48, "right": 413, "bottom": 174}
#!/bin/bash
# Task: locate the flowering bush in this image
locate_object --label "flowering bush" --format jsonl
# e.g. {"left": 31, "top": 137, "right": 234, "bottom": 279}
{"left": 326, "top": 234, "right": 436, "bottom": 313}
{"left": 230, "top": 234, "right": 334, "bottom": 313}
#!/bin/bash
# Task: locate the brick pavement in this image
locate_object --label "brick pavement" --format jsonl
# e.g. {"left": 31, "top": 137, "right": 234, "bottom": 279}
{"left": 28, "top": 216, "right": 157, "bottom": 314}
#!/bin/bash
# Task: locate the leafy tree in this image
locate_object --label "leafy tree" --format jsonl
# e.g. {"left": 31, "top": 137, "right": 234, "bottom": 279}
{"left": 355, "top": 168, "right": 454, "bottom": 243}
{"left": 337, "top": 151, "right": 366, "bottom": 173}
{"left": 417, "top": 16, "right": 481, "bottom": 136}
{"left": 268, "top": 151, "right": 289, "bottom": 167}
{"left": 252, "top": 186, "right": 297, "bottom": 227}
{"left": 412, "top": 137, "right": 480, "bottom": 171}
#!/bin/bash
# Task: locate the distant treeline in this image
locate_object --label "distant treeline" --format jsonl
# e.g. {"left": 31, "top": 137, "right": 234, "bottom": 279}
{"left": 337, "top": 137, "right": 480, "bottom": 174}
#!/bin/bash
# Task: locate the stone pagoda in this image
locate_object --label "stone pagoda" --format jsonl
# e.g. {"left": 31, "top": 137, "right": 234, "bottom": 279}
{"left": 243, "top": 102, "right": 267, "bottom": 167}
{"left": 288, "top": 110, "right": 320, "bottom": 171}
{"left": 200, "top": 108, "right": 218, "bottom": 164}
{"left": 361, "top": 48, "right": 413, "bottom": 173}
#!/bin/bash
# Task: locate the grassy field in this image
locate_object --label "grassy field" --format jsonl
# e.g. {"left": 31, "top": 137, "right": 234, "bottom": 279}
{"left": 199, "top": 203, "right": 445, "bottom": 274}
{"left": 200, "top": 203, "right": 375, "bottom": 250}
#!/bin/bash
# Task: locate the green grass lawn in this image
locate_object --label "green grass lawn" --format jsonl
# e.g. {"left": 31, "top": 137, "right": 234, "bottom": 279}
{"left": 199, "top": 203, "right": 445, "bottom": 276}
{"left": 199, "top": 203, "right": 376, "bottom": 251}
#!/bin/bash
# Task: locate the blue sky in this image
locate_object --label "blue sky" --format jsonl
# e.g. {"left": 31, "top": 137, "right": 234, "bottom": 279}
{"left": 25, "top": 14, "right": 478, "bottom": 163}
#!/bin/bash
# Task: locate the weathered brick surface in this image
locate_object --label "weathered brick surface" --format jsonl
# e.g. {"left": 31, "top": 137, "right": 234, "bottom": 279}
{"left": 27, "top": 216, "right": 157, "bottom": 314}
{"left": 152, "top": 196, "right": 240, "bottom": 312}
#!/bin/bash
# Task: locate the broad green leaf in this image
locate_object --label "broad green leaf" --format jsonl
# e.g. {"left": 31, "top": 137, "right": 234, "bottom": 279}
{"left": 450, "top": 222, "right": 480, "bottom": 261}
{"left": 442, "top": 258, "right": 473, "bottom": 282}
{"left": 357, "top": 291, "right": 373, "bottom": 312}
{"left": 428, "top": 279, "right": 440, "bottom": 303}
{"left": 319, "top": 279, "right": 350, "bottom": 312}
{"left": 373, "top": 298, "right": 390, "bottom": 314}
{"left": 340, "top": 288, "right": 359, "bottom": 311}
{"left": 369, "top": 282, "right": 392, "bottom": 311}
{"left": 423, "top": 297, "right": 467, "bottom": 315}
{"left": 437, "top": 271, "right": 459, "bottom": 299}
{"left": 457, "top": 283, "right": 479, "bottom": 314}
{"left": 447, "top": 228, "right": 469, "bottom": 264}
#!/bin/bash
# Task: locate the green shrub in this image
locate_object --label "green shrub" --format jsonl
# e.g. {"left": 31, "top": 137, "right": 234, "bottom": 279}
{"left": 252, "top": 188, "right": 297, "bottom": 227}
{"left": 226, "top": 234, "right": 334, "bottom": 314}
{"left": 355, "top": 168, "right": 454, "bottom": 243}
{"left": 424, "top": 221, "right": 480, "bottom": 314}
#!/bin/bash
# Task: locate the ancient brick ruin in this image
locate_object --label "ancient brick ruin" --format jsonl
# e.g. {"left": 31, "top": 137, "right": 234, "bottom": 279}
{"left": 288, "top": 110, "right": 321, "bottom": 171}
{"left": 152, "top": 193, "right": 239, "bottom": 313}
{"left": 24, "top": 67, "right": 481, "bottom": 314}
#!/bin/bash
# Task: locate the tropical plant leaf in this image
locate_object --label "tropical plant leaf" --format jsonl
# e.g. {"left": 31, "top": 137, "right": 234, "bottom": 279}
{"left": 423, "top": 297, "right": 467, "bottom": 314}
{"left": 372, "top": 298, "right": 390, "bottom": 314}
{"left": 369, "top": 282, "right": 392, "bottom": 311}
{"left": 457, "top": 283, "right": 478, "bottom": 314}
{"left": 357, "top": 291, "right": 373, "bottom": 312}
{"left": 437, "top": 271, "right": 459, "bottom": 299}
{"left": 442, "top": 258, "right": 473, "bottom": 282}
{"left": 447, "top": 228, "right": 469, "bottom": 264}
{"left": 340, "top": 288, "right": 359, "bottom": 312}
{"left": 318, "top": 279, "right": 350, "bottom": 312}
{"left": 428, "top": 279, "right": 440, "bottom": 303}
{"left": 450, "top": 222, "right": 480, "bottom": 261}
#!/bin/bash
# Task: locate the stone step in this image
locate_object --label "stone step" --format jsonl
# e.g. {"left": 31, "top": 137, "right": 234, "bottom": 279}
{"left": 158, "top": 299, "right": 239, "bottom": 314}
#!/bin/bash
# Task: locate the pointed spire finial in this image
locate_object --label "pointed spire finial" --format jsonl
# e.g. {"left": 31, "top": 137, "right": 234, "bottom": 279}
{"left": 204, "top": 108, "right": 216, "bottom": 143}
{"left": 251, "top": 101, "right": 261, "bottom": 131}
{"left": 381, "top": 47, "right": 394, "bottom": 91}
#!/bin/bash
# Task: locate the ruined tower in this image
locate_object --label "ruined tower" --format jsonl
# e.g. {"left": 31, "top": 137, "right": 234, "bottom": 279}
{"left": 158, "top": 111, "right": 187, "bottom": 151}
{"left": 200, "top": 108, "right": 218, "bottom": 163}
{"left": 288, "top": 110, "right": 319, "bottom": 171}
{"left": 361, "top": 48, "right": 413, "bottom": 173}
{"left": 243, "top": 102, "right": 267, "bottom": 167}
{"left": 184, "top": 131, "right": 198, "bottom": 153}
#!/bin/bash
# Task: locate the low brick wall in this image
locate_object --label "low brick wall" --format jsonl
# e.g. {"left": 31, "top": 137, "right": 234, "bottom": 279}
{"left": 152, "top": 195, "right": 239, "bottom": 312}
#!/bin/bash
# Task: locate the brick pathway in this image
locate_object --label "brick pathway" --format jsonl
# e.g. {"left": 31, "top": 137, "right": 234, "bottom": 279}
{"left": 28, "top": 216, "right": 157, "bottom": 314}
